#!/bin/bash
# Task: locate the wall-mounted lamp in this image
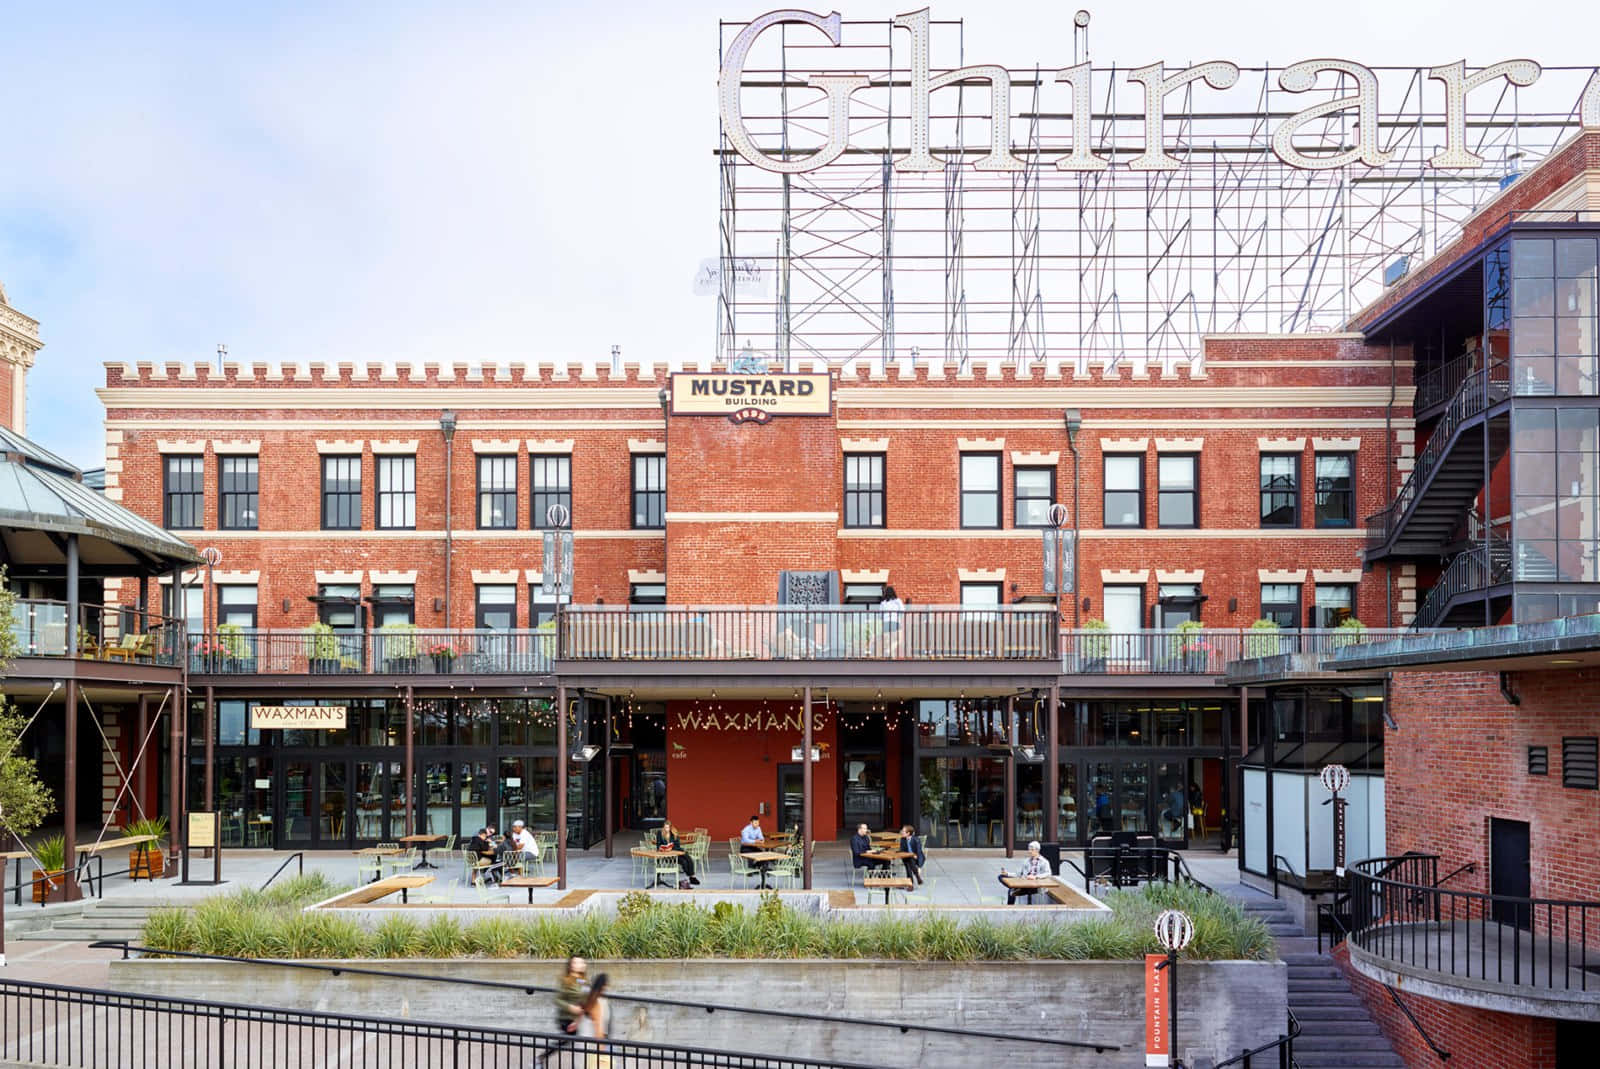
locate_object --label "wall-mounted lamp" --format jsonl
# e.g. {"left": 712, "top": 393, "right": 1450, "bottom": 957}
{"left": 1063, "top": 408, "right": 1082, "bottom": 439}
{"left": 438, "top": 409, "right": 457, "bottom": 441}
{"left": 281, "top": 598, "right": 292, "bottom": 614}
{"left": 1228, "top": 597, "right": 1238, "bottom": 614}
{"left": 433, "top": 597, "right": 445, "bottom": 613}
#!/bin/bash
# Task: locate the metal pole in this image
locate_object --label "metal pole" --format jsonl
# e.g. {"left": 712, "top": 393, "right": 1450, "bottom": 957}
{"left": 1170, "top": 950, "right": 1180, "bottom": 1066}
{"left": 404, "top": 685, "right": 415, "bottom": 837}
{"left": 203, "top": 685, "right": 215, "bottom": 856}
{"left": 1004, "top": 696, "right": 1016, "bottom": 858}
{"left": 802, "top": 685, "right": 813, "bottom": 889}
{"left": 62, "top": 677, "right": 80, "bottom": 900}
{"left": 168, "top": 684, "right": 182, "bottom": 867}
{"left": 603, "top": 698, "right": 614, "bottom": 860}
{"left": 556, "top": 682, "right": 568, "bottom": 890}
{"left": 1045, "top": 683, "right": 1060, "bottom": 844}
{"left": 135, "top": 693, "right": 149, "bottom": 821}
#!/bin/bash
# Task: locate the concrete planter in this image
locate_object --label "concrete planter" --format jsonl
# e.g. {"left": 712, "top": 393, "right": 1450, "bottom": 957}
{"left": 109, "top": 957, "right": 1286, "bottom": 1068}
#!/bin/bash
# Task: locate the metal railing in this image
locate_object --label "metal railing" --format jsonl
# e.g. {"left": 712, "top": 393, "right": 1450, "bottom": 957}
{"left": 8, "top": 598, "right": 184, "bottom": 666}
{"left": 1410, "top": 539, "right": 1511, "bottom": 631}
{"left": 559, "top": 604, "right": 1058, "bottom": 661}
{"left": 1063, "top": 627, "right": 1407, "bottom": 675}
{"left": 1367, "top": 360, "right": 1509, "bottom": 552}
{"left": 257, "top": 852, "right": 303, "bottom": 892}
{"left": 1212, "top": 1009, "right": 1300, "bottom": 1068}
{"left": 187, "top": 628, "right": 554, "bottom": 675}
{"left": 1415, "top": 350, "right": 1479, "bottom": 414}
{"left": 1059, "top": 845, "right": 1215, "bottom": 894}
{"left": 0, "top": 978, "right": 879, "bottom": 1068}
{"left": 1348, "top": 855, "right": 1600, "bottom": 993}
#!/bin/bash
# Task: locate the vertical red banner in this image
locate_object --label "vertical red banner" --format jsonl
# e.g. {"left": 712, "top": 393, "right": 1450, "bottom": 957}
{"left": 1145, "top": 953, "right": 1170, "bottom": 1067}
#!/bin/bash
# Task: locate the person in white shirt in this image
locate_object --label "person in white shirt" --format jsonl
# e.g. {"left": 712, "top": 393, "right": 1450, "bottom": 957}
{"left": 997, "top": 840, "right": 1053, "bottom": 904}
{"left": 510, "top": 820, "right": 538, "bottom": 869}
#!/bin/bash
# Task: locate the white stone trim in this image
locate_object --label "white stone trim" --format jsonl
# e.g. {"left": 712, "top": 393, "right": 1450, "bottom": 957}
{"left": 212, "top": 570, "right": 260, "bottom": 584}
{"left": 1154, "top": 438, "right": 1204, "bottom": 453}
{"left": 1100, "top": 438, "right": 1149, "bottom": 453}
{"left": 370, "top": 570, "right": 418, "bottom": 584}
{"left": 1258, "top": 569, "right": 1308, "bottom": 583}
{"left": 627, "top": 569, "right": 667, "bottom": 584}
{"left": 370, "top": 440, "right": 419, "bottom": 455}
{"left": 102, "top": 459, "right": 123, "bottom": 474}
{"left": 209, "top": 440, "right": 260, "bottom": 455}
{"left": 470, "top": 439, "right": 521, "bottom": 455}
{"left": 840, "top": 569, "right": 890, "bottom": 584}
{"left": 957, "top": 568, "right": 1006, "bottom": 582}
{"left": 665, "top": 511, "right": 838, "bottom": 523}
{"left": 103, "top": 487, "right": 124, "bottom": 501}
{"left": 1312, "top": 437, "right": 1361, "bottom": 452}
{"left": 841, "top": 438, "right": 890, "bottom": 453}
{"left": 527, "top": 439, "right": 575, "bottom": 454}
{"left": 524, "top": 570, "right": 543, "bottom": 585}
{"left": 156, "top": 439, "right": 207, "bottom": 454}
{"left": 1155, "top": 570, "right": 1205, "bottom": 583}
{"left": 104, "top": 429, "right": 125, "bottom": 444}
{"left": 1101, "top": 569, "right": 1149, "bottom": 583}
{"left": 1010, "top": 451, "right": 1060, "bottom": 465}
{"left": 1312, "top": 569, "right": 1362, "bottom": 584}
{"left": 313, "top": 570, "right": 363, "bottom": 584}
{"left": 315, "top": 440, "right": 365, "bottom": 454}
{"left": 628, "top": 438, "right": 667, "bottom": 454}
{"left": 471, "top": 569, "right": 520, "bottom": 584}
{"left": 956, "top": 437, "right": 1005, "bottom": 451}
{"left": 1256, "top": 437, "right": 1307, "bottom": 452}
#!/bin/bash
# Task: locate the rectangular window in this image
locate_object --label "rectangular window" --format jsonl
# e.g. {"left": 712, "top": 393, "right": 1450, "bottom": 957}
{"left": 216, "top": 585, "right": 258, "bottom": 628}
{"left": 1312, "top": 583, "right": 1355, "bottom": 629}
{"left": 1014, "top": 467, "right": 1055, "bottom": 528}
{"left": 1103, "top": 455, "right": 1144, "bottom": 528}
{"left": 1102, "top": 585, "right": 1144, "bottom": 632}
{"left": 477, "top": 455, "right": 518, "bottom": 529}
{"left": 1314, "top": 453, "right": 1354, "bottom": 528}
{"left": 317, "top": 584, "right": 361, "bottom": 630}
{"left": 321, "top": 455, "right": 362, "bottom": 530}
{"left": 842, "top": 583, "right": 884, "bottom": 604}
{"left": 960, "top": 453, "right": 1001, "bottom": 528}
{"left": 959, "top": 582, "right": 1002, "bottom": 606}
{"left": 632, "top": 454, "right": 666, "bottom": 529}
{"left": 531, "top": 587, "right": 568, "bottom": 627}
{"left": 218, "top": 456, "right": 259, "bottom": 530}
{"left": 475, "top": 585, "right": 516, "bottom": 630}
{"left": 1260, "top": 583, "right": 1301, "bottom": 629}
{"left": 844, "top": 454, "right": 886, "bottom": 529}
{"left": 376, "top": 456, "right": 416, "bottom": 530}
{"left": 1260, "top": 455, "right": 1299, "bottom": 527}
{"left": 1155, "top": 583, "right": 1201, "bottom": 629}
{"left": 629, "top": 583, "right": 667, "bottom": 605}
{"left": 164, "top": 581, "right": 203, "bottom": 633}
{"left": 163, "top": 456, "right": 204, "bottom": 529}
{"left": 1157, "top": 455, "right": 1197, "bottom": 528}
{"left": 371, "top": 584, "right": 415, "bottom": 628}
{"left": 532, "top": 455, "right": 572, "bottom": 528}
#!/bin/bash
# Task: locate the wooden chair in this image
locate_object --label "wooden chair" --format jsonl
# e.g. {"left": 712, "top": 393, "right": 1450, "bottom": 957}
{"left": 103, "top": 632, "right": 153, "bottom": 663}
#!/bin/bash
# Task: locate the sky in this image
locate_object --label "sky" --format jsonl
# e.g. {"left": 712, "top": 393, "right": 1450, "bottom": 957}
{"left": 3, "top": 0, "right": 1599, "bottom": 468}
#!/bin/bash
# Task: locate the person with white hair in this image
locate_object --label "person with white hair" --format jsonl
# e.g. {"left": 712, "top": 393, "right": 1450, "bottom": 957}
{"left": 997, "top": 840, "right": 1052, "bottom": 904}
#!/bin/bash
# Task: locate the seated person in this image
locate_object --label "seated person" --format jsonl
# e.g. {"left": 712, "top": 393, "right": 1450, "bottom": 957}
{"left": 509, "top": 820, "right": 538, "bottom": 869}
{"left": 849, "top": 823, "right": 889, "bottom": 872}
{"left": 653, "top": 820, "right": 699, "bottom": 885}
{"left": 739, "top": 814, "right": 772, "bottom": 878}
{"left": 897, "top": 824, "right": 926, "bottom": 885}
{"left": 468, "top": 826, "right": 501, "bottom": 884}
{"left": 997, "top": 840, "right": 1052, "bottom": 904}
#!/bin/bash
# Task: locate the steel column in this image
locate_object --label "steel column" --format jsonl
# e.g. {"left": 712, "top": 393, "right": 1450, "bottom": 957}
{"left": 135, "top": 693, "right": 149, "bottom": 820}
{"left": 61, "top": 678, "right": 80, "bottom": 901}
{"left": 1044, "top": 683, "right": 1059, "bottom": 844}
{"left": 556, "top": 683, "right": 567, "bottom": 890}
{"left": 168, "top": 684, "right": 182, "bottom": 865}
{"left": 603, "top": 697, "right": 614, "bottom": 860}
{"left": 802, "top": 686, "right": 813, "bottom": 889}
{"left": 404, "top": 686, "right": 415, "bottom": 837}
{"left": 1004, "top": 696, "right": 1016, "bottom": 858}
{"left": 202, "top": 685, "right": 215, "bottom": 853}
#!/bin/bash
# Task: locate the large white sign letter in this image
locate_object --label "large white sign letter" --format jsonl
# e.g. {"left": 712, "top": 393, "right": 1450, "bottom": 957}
{"left": 1273, "top": 60, "right": 1391, "bottom": 170}
{"left": 1127, "top": 62, "right": 1241, "bottom": 171}
{"left": 718, "top": 10, "right": 869, "bottom": 174}
{"left": 1053, "top": 62, "right": 1109, "bottom": 172}
{"left": 894, "top": 8, "right": 1024, "bottom": 172}
{"left": 1428, "top": 60, "right": 1542, "bottom": 168}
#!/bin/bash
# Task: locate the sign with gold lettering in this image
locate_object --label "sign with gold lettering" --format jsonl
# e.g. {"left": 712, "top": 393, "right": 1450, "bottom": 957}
{"left": 669, "top": 372, "right": 831, "bottom": 422}
{"left": 187, "top": 812, "right": 218, "bottom": 850}
{"left": 250, "top": 705, "right": 348, "bottom": 730}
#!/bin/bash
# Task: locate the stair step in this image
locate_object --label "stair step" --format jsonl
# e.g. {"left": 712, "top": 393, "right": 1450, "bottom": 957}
{"left": 1293, "top": 1008, "right": 1376, "bottom": 1022}
{"left": 1295, "top": 1036, "right": 1404, "bottom": 1052}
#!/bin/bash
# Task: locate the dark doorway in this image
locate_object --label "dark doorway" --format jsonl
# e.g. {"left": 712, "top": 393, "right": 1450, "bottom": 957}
{"left": 1489, "top": 817, "right": 1531, "bottom": 930}
{"left": 777, "top": 763, "right": 805, "bottom": 836}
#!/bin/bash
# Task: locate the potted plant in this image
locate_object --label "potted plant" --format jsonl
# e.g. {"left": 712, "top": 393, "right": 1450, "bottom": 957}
{"left": 214, "top": 622, "right": 252, "bottom": 672}
{"left": 1245, "top": 618, "right": 1283, "bottom": 659}
{"left": 1174, "top": 619, "right": 1211, "bottom": 672}
{"left": 1076, "top": 617, "right": 1112, "bottom": 673}
{"left": 191, "top": 636, "right": 231, "bottom": 672}
{"left": 304, "top": 621, "right": 341, "bottom": 674}
{"left": 1332, "top": 616, "right": 1368, "bottom": 649}
{"left": 122, "top": 816, "right": 168, "bottom": 878}
{"left": 379, "top": 621, "right": 420, "bottom": 673}
{"left": 31, "top": 834, "right": 67, "bottom": 903}
{"left": 425, "top": 641, "right": 458, "bottom": 673}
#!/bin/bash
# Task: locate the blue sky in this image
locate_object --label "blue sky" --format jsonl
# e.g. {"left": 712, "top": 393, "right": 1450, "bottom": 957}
{"left": 4, "top": 0, "right": 1598, "bottom": 467}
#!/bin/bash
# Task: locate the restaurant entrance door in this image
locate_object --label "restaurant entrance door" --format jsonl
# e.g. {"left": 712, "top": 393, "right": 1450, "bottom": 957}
{"left": 1078, "top": 757, "right": 1189, "bottom": 847}
{"left": 280, "top": 759, "right": 352, "bottom": 849}
{"left": 777, "top": 763, "right": 804, "bottom": 835}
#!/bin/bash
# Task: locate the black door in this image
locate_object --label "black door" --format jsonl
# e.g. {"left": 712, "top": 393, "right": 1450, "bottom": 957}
{"left": 1489, "top": 818, "right": 1531, "bottom": 930}
{"left": 777, "top": 763, "right": 805, "bottom": 836}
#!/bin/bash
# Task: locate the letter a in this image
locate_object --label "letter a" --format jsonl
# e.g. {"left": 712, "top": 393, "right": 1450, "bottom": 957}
{"left": 1273, "top": 60, "right": 1391, "bottom": 170}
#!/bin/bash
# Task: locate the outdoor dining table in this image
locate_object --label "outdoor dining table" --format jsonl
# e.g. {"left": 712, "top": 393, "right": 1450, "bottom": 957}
{"left": 399, "top": 833, "right": 445, "bottom": 869}
{"left": 1000, "top": 875, "right": 1062, "bottom": 904}
{"left": 742, "top": 850, "right": 789, "bottom": 889}
{"left": 501, "top": 875, "right": 559, "bottom": 903}
{"left": 354, "top": 846, "right": 401, "bottom": 883}
{"left": 862, "top": 875, "right": 913, "bottom": 904}
{"left": 630, "top": 846, "right": 686, "bottom": 888}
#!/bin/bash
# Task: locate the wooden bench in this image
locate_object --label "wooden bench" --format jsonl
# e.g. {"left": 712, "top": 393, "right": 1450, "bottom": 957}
{"left": 1044, "top": 884, "right": 1075, "bottom": 905}
{"left": 325, "top": 874, "right": 434, "bottom": 906}
{"left": 75, "top": 834, "right": 161, "bottom": 884}
{"left": 501, "top": 875, "right": 559, "bottom": 903}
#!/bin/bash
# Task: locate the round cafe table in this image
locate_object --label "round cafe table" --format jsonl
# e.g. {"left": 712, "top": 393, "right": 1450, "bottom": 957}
{"left": 399, "top": 833, "right": 445, "bottom": 869}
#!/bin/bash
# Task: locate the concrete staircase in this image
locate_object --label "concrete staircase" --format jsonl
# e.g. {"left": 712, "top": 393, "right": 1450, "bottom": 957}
{"left": 1225, "top": 891, "right": 1404, "bottom": 1068}
{"left": 12, "top": 901, "right": 158, "bottom": 943}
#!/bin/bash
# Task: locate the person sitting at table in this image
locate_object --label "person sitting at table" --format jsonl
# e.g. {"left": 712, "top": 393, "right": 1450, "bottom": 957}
{"left": 469, "top": 826, "right": 503, "bottom": 884}
{"left": 850, "top": 823, "right": 889, "bottom": 873}
{"left": 509, "top": 820, "right": 538, "bottom": 870}
{"left": 740, "top": 814, "right": 773, "bottom": 879}
{"left": 897, "top": 824, "right": 926, "bottom": 885}
{"left": 997, "top": 840, "right": 1052, "bottom": 904}
{"left": 653, "top": 820, "right": 699, "bottom": 886}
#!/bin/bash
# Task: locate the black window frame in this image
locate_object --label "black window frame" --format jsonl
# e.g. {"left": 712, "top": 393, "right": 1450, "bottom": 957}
{"left": 530, "top": 587, "right": 569, "bottom": 628}
{"left": 1311, "top": 583, "right": 1356, "bottom": 629}
{"left": 532, "top": 454, "right": 572, "bottom": 529}
{"left": 376, "top": 455, "right": 417, "bottom": 531}
{"left": 844, "top": 453, "right": 886, "bottom": 529}
{"left": 1259, "top": 583, "right": 1302, "bottom": 629}
{"left": 216, "top": 584, "right": 258, "bottom": 628}
{"left": 1156, "top": 454, "right": 1198, "bottom": 529}
{"left": 217, "top": 455, "right": 259, "bottom": 531}
{"left": 370, "top": 583, "right": 416, "bottom": 628}
{"left": 163, "top": 455, "right": 204, "bottom": 530}
{"left": 476, "top": 454, "right": 519, "bottom": 530}
{"left": 1013, "top": 466, "right": 1055, "bottom": 528}
{"left": 629, "top": 582, "right": 668, "bottom": 606}
{"left": 959, "top": 452, "right": 1002, "bottom": 530}
{"left": 1103, "top": 454, "right": 1145, "bottom": 528}
{"left": 1260, "top": 454, "right": 1300, "bottom": 528}
{"left": 321, "top": 455, "right": 362, "bottom": 531}
{"left": 959, "top": 581, "right": 1004, "bottom": 605}
{"left": 632, "top": 454, "right": 666, "bottom": 530}
{"left": 1313, "top": 452, "right": 1355, "bottom": 529}
{"left": 475, "top": 584, "right": 517, "bottom": 630}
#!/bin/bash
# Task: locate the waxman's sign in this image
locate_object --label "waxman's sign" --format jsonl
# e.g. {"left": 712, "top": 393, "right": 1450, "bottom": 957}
{"left": 250, "top": 705, "right": 348, "bottom": 730}
{"left": 670, "top": 372, "right": 832, "bottom": 423}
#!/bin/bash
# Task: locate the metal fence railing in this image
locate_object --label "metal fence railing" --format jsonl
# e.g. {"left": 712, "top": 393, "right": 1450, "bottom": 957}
{"left": 8, "top": 597, "right": 184, "bottom": 667}
{"left": 187, "top": 628, "right": 554, "bottom": 675}
{"left": 1060, "top": 627, "right": 1408, "bottom": 675}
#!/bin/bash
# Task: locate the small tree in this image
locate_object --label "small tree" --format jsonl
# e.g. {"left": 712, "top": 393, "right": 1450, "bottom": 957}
{"left": 0, "top": 574, "right": 56, "bottom": 843}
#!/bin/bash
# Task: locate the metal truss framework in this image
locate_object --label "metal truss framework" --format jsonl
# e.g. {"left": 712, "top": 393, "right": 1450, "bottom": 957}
{"left": 717, "top": 17, "right": 1599, "bottom": 370}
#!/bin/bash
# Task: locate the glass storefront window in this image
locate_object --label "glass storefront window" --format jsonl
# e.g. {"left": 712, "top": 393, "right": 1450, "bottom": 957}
{"left": 1016, "top": 763, "right": 1044, "bottom": 842}
{"left": 917, "top": 756, "right": 1004, "bottom": 847}
{"left": 1058, "top": 763, "right": 1078, "bottom": 841}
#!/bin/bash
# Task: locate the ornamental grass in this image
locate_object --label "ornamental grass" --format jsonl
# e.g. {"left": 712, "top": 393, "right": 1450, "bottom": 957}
{"left": 142, "top": 881, "right": 1273, "bottom": 963}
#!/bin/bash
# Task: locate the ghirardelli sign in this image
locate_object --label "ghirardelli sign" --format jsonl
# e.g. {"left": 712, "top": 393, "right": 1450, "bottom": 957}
{"left": 721, "top": 8, "right": 1595, "bottom": 174}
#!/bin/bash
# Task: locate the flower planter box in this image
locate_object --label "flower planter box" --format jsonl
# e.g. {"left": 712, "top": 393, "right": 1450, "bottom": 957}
{"left": 309, "top": 658, "right": 341, "bottom": 675}
{"left": 431, "top": 655, "right": 456, "bottom": 674}
{"left": 384, "top": 656, "right": 419, "bottom": 674}
{"left": 130, "top": 846, "right": 165, "bottom": 880}
{"left": 31, "top": 869, "right": 66, "bottom": 904}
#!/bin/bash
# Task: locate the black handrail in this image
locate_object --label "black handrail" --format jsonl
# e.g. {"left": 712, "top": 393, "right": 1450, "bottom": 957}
{"left": 1387, "top": 986, "right": 1451, "bottom": 1062}
{"left": 1071, "top": 846, "right": 1215, "bottom": 895}
{"left": 89, "top": 941, "right": 1121, "bottom": 1053}
{"left": 1270, "top": 854, "right": 1300, "bottom": 900}
{"left": 257, "top": 851, "right": 303, "bottom": 892}
{"left": 1212, "top": 1008, "right": 1300, "bottom": 1068}
{"left": 1436, "top": 861, "right": 1477, "bottom": 888}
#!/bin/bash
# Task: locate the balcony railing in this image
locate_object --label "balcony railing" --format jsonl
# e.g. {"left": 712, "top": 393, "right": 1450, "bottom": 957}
{"left": 187, "top": 628, "right": 553, "bottom": 675}
{"left": 8, "top": 598, "right": 184, "bottom": 668}
{"left": 1410, "top": 538, "right": 1512, "bottom": 631}
{"left": 558, "top": 605, "right": 1058, "bottom": 661}
{"left": 1061, "top": 627, "right": 1408, "bottom": 674}
{"left": 1348, "top": 855, "right": 1600, "bottom": 997}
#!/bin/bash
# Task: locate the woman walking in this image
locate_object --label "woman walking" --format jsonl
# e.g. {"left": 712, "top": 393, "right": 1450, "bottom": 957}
{"left": 575, "top": 972, "right": 613, "bottom": 1068}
